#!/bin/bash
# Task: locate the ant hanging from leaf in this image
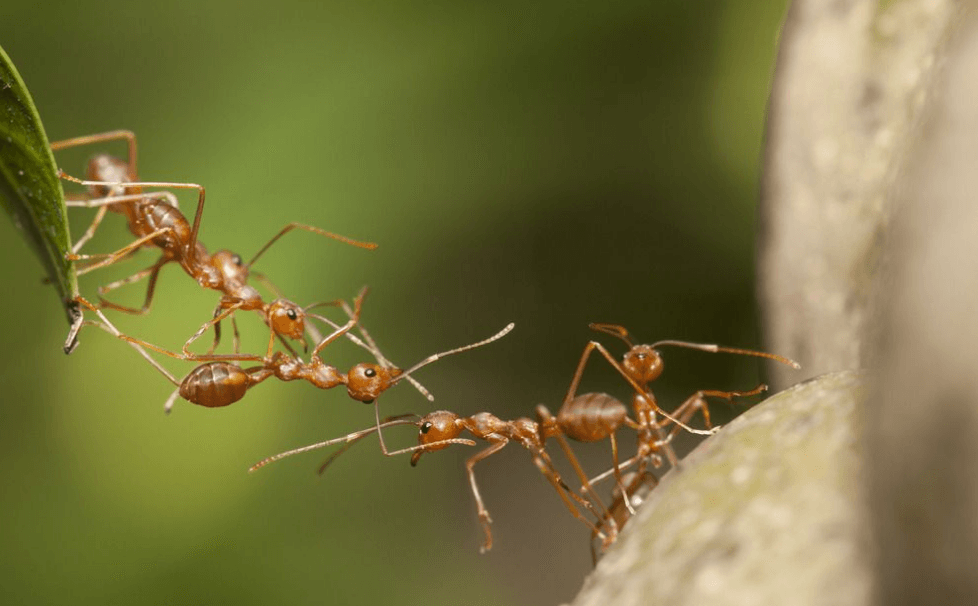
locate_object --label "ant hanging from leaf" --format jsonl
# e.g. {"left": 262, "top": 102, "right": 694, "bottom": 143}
{"left": 52, "top": 130, "right": 377, "bottom": 353}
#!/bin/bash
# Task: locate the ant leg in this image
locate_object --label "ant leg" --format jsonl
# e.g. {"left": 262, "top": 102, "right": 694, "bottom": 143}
{"left": 96, "top": 257, "right": 166, "bottom": 315}
{"left": 184, "top": 301, "right": 245, "bottom": 357}
{"left": 247, "top": 222, "right": 378, "bottom": 268}
{"left": 121, "top": 333, "right": 264, "bottom": 363}
{"left": 535, "top": 403, "right": 619, "bottom": 523}
{"left": 589, "top": 323, "right": 636, "bottom": 346}
{"left": 71, "top": 226, "right": 174, "bottom": 274}
{"left": 65, "top": 191, "right": 179, "bottom": 211}
{"left": 659, "top": 384, "right": 767, "bottom": 441}
{"left": 203, "top": 303, "right": 246, "bottom": 356}
{"left": 70, "top": 296, "right": 178, "bottom": 384}
{"left": 310, "top": 288, "right": 366, "bottom": 358}
{"left": 51, "top": 130, "right": 138, "bottom": 177}
{"left": 593, "top": 431, "right": 635, "bottom": 516}
{"left": 530, "top": 448, "right": 611, "bottom": 543}
{"left": 463, "top": 440, "right": 508, "bottom": 553}
{"left": 70, "top": 205, "right": 109, "bottom": 254}
{"left": 207, "top": 303, "right": 223, "bottom": 355}
{"left": 231, "top": 315, "right": 241, "bottom": 354}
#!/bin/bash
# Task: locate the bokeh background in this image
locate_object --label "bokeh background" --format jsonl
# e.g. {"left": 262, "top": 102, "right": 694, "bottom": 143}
{"left": 1, "top": 2, "right": 789, "bottom": 605}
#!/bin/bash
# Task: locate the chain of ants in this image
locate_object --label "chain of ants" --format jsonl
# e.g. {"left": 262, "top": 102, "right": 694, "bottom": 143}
{"left": 54, "top": 130, "right": 800, "bottom": 559}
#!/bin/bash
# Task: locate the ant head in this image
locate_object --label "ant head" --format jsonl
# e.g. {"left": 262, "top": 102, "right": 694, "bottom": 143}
{"left": 346, "top": 363, "right": 402, "bottom": 403}
{"left": 211, "top": 249, "right": 249, "bottom": 284}
{"left": 266, "top": 299, "right": 306, "bottom": 341}
{"left": 623, "top": 345, "right": 664, "bottom": 383}
{"left": 411, "top": 411, "right": 462, "bottom": 465}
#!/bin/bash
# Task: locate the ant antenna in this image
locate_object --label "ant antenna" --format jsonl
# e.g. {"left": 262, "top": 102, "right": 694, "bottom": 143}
{"left": 246, "top": 223, "right": 378, "bottom": 269}
{"left": 248, "top": 416, "right": 475, "bottom": 472}
{"left": 589, "top": 323, "right": 634, "bottom": 348}
{"left": 316, "top": 413, "right": 417, "bottom": 474}
{"left": 648, "top": 340, "right": 801, "bottom": 369}
{"left": 589, "top": 322, "right": 800, "bottom": 369}
{"left": 391, "top": 322, "right": 517, "bottom": 392}
{"left": 365, "top": 322, "right": 515, "bottom": 459}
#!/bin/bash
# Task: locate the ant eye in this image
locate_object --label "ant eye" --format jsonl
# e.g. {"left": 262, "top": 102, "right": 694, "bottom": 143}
{"left": 286, "top": 309, "right": 297, "bottom": 320}
{"left": 364, "top": 368, "right": 377, "bottom": 378}
{"left": 232, "top": 254, "right": 242, "bottom": 266}
{"left": 420, "top": 422, "right": 432, "bottom": 434}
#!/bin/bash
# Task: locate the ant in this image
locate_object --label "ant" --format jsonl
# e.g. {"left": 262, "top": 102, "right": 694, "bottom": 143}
{"left": 51, "top": 130, "right": 377, "bottom": 353}
{"left": 563, "top": 323, "right": 799, "bottom": 487}
{"left": 251, "top": 391, "right": 640, "bottom": 553}
{"left": 589, "top": 469, "right": 658, "bottom": 563}
{"left": 131, "top": 289, "right": 515, "bottom": 413}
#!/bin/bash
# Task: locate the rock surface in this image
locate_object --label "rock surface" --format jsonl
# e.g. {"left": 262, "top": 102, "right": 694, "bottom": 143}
{"left": 571, "top": 371, "right": 869, "bottom": 606}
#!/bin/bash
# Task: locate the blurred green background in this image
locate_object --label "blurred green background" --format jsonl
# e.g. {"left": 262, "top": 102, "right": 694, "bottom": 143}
{"left": 1, "top": 2, "right": 789, "bottom": 605}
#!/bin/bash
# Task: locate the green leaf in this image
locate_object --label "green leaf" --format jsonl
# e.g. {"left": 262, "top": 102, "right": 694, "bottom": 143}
{"left": 0, "top": 44, "right": 80, "bottom": 339}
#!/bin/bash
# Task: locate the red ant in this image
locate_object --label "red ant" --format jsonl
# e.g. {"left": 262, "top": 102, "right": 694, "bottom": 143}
{"left": 51, "top": 130, "right": 377, "bottom": 353}
{"left": 251, "top": 391, "right": 639, "bottom": 553}
{"left": 125, "top": 289, "right": 515, "bottom": 413}
{"left": 563, "top": 323, "right": 799, "bottom": 488}
{"left": 589, "top": 469, "right": 658, "bottom": 562}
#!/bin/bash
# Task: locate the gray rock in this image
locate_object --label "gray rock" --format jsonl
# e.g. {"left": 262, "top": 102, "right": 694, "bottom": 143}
{"left": 572, "top": 371, "right": 869, "bottom": 606}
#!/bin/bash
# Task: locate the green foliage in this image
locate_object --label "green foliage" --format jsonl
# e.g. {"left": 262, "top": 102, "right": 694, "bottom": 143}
{"left": 0, "top": 44, "right": 77, "bottom": 324}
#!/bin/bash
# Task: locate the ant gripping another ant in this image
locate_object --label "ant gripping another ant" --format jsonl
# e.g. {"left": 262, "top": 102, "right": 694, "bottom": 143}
{"left": 589, "top": 469, "right": 658, "bottom": 563}
{"left": 124, "top": 285, "right": 515, "bottom": 415}
{"left": 564, "top": 323, "right": 800, "bottom": 489}
{"left": 51, "top": 130, "right": 377, "bottom": 354}
{"left": 248, "top": 326, "right": 797, "bottom": 554}
{"left": 252, "top": 391, "right": 646, "bottom": 554}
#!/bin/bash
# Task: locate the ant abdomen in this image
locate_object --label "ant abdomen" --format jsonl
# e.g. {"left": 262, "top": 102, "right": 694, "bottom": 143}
{"left": 557, "top": 392, "right": 628, "bottom": 442}
{"left": 179, "top": 362, "right": 250, "bottom": 407}
{"left": 142, "top": 199, "right": 192, "bottom": 251}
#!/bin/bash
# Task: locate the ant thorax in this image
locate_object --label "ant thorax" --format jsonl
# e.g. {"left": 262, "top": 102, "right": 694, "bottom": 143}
{"left": 210, "top": 249, "right": 250, "bottom": 285}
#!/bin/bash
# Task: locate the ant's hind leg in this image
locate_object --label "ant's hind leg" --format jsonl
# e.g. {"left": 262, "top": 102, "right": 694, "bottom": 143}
{"left": 247, "top": 222, "right": 378, "bottom": 268}
{"left": 463, "top": 441, "right": 508, "bottom": 553}
{"left": 70, "top": 205, "right": 108, "bottom": 254}
{"left": 96, "top": 257, "right": 166, "bottom": 315}
{"left": 51, "top": 130, "right": 138, "bottom": 178}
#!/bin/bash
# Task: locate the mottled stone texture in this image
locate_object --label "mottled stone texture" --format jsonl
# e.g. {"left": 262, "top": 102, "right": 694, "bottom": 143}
{"left": 574, "top": 0, "right": 978, "bottom": 603}
{"left": 866, "top": 11, "right": 978, "bottom": 606}
{"left": 571, "top": 371, "right": 869, "bottom": 606}
{"left": 757, "top": 0, "right": 955, "bottom": 391}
